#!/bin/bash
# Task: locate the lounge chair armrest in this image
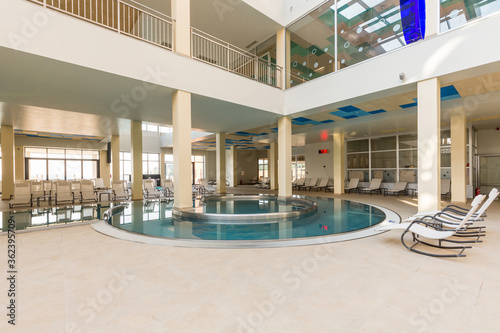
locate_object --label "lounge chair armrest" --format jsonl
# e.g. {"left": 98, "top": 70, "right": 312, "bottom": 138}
{"left": 407, "top": 219, "right": 443, "bottom": 231}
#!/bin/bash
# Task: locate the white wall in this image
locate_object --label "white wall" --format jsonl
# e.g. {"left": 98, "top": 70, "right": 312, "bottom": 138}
{"left": 1, "top": 0, "right": 284, "bottom": 115}
{"left": 236, "top": 149, "right": 268, "bottom": 183}
{"left": 304, "top": 141, "right": 333, "bottom": 180}
{"left": 477, "top": 129, "right": 500, "bottom": 155}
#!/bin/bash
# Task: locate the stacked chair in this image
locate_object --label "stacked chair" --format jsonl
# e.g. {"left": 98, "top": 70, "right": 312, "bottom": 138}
{"left": 112, "top": 180, "right": 130, "bottom": 201}
{"left": 377, "top": 188, "right": 499, "bottom": 258}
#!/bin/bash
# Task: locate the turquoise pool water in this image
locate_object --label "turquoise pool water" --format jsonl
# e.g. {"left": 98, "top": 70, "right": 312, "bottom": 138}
{"left": 107, "top": 196, "right": 387, "bottom": 241}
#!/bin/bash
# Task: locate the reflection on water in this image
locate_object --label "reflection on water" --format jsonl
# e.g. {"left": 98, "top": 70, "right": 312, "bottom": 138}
{"left": 1, "top": 204, "right": 108, "bottom": 231}
{"left": 110, "top": 196, "right": 386, "bottom": 241}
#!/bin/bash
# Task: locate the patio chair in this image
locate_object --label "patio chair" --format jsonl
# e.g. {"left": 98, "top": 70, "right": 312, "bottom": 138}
{"left": 94, "top": 178, "right": 109, "bottom": 190}
{"left": 376, "top": 194, "right": 485, "bottom": 257}
{"left": 406, "top": 188, "right": 499, "bottom": 222}
{"left": 297, "top": 178, "right": 314, "bottom": 191}
{"left": 384, "top": 182, "right": 407, "bottom": 197}
{"left": 80, "top": 180, "right": 98, "bottom": 203}
{"left": 30, "top": 181, "right": 45, "bottom": 204}
{"left": 144, "top": 181, "right": 162, "bottom": 199}
{"left": 344, "top": 178, "right": 360, "bottom": 194}
{"left": 9, "top": 182, "right": 32, "bottom": 208}
{"left": 162, "top": 179, "right": 174, "bottom": 197}
{"left": 303, "top": 178, "right": 319, "bottom": 191}
{"left": 360, "top": 178, "right": 382, "bottom": 195}
{"left": 199, "top": 178, "right": 216, "bottom": 194}
{"left": 55, "top": 181, "right": 75, "bottom": 205}
{"left": 310, "top": 178, "right": 329, "bottom": 192}
{"left": 71, "top": 181, "right": 82, "bottom": 203}
{"left": 112, "top": 180, "right": 130, "bottom": 201}
{"left": 255, "top": 177, "right": 269, "bottom": 189}
{"left": 292, "top": 178, "right": 305, "bottom": 190}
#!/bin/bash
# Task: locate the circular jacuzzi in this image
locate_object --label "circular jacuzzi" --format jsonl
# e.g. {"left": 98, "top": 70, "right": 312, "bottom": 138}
{"left": 93, "top": 195, "right": 400, "bottom": 248}
{"left": 174, "top": 195, "right": 318, "bottom": 223}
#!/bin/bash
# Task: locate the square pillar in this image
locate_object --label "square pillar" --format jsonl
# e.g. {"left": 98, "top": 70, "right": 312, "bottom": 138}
{"left": 269, "top": 143, "right": 278, "bottom": 190}
{"left": 111, "top": 135, "right": 120, "bottom": 182}
{"left": 160, "top": 150, "right": 166, "bottom": 181}
{"left": 216, "top": 132, "right": 226, "bottom": 194}
{"left": 276, "top": 28, "right": 291, "bottom": 90}
{"left": 418, "top": 78, "right": 441, "bottom": 212}
{"left": 1, "top": 125, "right": 15, "bottom": 200}
{"left": 173, "top": 90, "right": 192, "bottom": 209}
{"left": 100, "top": 150, "right": 111, "bottom": 187}
{"left": 131, "top": 120, "right": 143, "bottom": 201}
{"left": 172, "top": 0, "right": 191, "bottom": 56}
{"left": 227, "top": 146, "right": 238, "bottom": 187}
{"left": 15, "top": 146, "right": 24, "bottom": 181}
{"left": 278, "top": 116, "right": 292, "bottom": 197}
{"left": 451, "top": 115, "right": 467, "bottom": 203}
{"left": 333, "top": 132, "right": 345, "bottom": 194}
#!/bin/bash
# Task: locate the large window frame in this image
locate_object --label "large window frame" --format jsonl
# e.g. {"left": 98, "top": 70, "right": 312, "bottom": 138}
{"left": 24, "top": 147, "right": 100, "bottom": 181}
{"left": 258, "top": 158, "right": 269, "bottom": 178}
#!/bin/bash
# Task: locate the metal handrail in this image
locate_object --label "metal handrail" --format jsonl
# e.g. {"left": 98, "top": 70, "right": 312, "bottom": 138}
{"left": 191, "top": 27, "right": 282, "bottom": 89}
{"left": 28, "top": 0, "right": 174, "bottom": 50}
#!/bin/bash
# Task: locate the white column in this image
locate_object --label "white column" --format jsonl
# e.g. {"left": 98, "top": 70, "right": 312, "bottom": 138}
{"left": 130, "top": 121, "right": 143, "bottom": 201}
{"left": 15, "top": 146, "right": 24, "bottom": 181}
{"left": 333, "top": 132, "right": 345, "bottom": 194}
{"left": 418, "top": 77, "right": 441, "bottom": 212}
{"left": 160, "top": 150, "right": 166, "bottom": 181}
{"left": 269, "top": 143, "right": 278, "bottom": 190}
{"left": 278, "top": 116, "right": 292, "bottom": 197}
{"left": 173, "top": 90, "right": 192, "bottom": 210}
{"left": 276, "top": 28, "right": 291, "bottom": 90}
{"left": 451, "top": 115, "right": 467, "bottom": 203}
{"left": 172, "top": 0, "right": 191, "bottom": 57}
{"left": 216, "top": 132, "right": 226, "bottom": 194}
{"left": 425, "top": 0, "right": 439, "bottom": 38}
{"left": 111, "top": 135, "right": 120, "bottom": 182}
{"left": 100, "top": 150, "right": 111, "bottom": 187}
{"left": 1, "top": 126, "right": 14, "bottom": 200}
{"left": 228, "top": 146, "right": 238, "bottom": 187}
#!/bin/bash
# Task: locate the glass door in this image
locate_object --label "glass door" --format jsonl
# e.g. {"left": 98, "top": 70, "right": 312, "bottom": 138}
{"left": 477, "top": 155, "right": 500, "bottom": 194}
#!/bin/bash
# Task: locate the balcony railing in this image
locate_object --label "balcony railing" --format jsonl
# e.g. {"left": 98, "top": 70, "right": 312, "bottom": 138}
{"left": 28, "top": 0, "right": 173, "bottom": 50}
{"left": 191, "top": 28, "right": 282, "bottom": 89}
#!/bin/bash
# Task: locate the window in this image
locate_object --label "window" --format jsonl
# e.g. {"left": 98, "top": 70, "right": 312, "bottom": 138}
{"left": 143, "top": 153, "right": 160, "bottom": 174}
{"left": 120, "top": 152, "right": 132, "bottom": 181}
{"left": 258, "top": 158, "right": 269, "bottom": 178}
{"left": 165, "top": 154, "right": 174, "bottom": 179}
{"left": 292, "top": 156, "right": 305, "bottom": 180}
{"left": 25, "top": 147, "right": 100, "bottom": 181}
{"left": 192, "top": 155, "right": 205, "bottom": 184}
{"left": 440, "top": 0, "right": 500, "bottom": 33}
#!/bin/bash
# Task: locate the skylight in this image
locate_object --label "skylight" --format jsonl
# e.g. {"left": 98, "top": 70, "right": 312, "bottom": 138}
{"left": 364, "top": 20, "right": 387, "bottom": 33}
{"left": 363, "top": 0, "right": 386, "bottom": 8}
{"left": 339, "top": 3, "right": 366, "bottom": 20}
{"left": 380, "top": 38, "right": 404, "bottom": 52}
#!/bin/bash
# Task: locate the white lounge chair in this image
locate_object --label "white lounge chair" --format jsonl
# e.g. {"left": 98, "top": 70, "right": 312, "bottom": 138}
{"left": 199, "top": 178, "right": 216, "bottom": 194}
{"left": 112, "top": 180, "right": 130, "bottom": 201}
{"left": 310, "top": 178, "right": 329, "bottom": 192}
{"left": 344, "top": 178, "right": 360, "bottom": 194}
{"left": 55, "top": 181, "right": 75, "bottom": 205}
{"left": 292, "top": 178, "right": 305, "bottom": 190}
{"left": 303, "top": 178, "right": 319, "bottom": 191}
{"left": 385, "top": 182, "right": 407, "bottom": 197}
{"left": 71, "top": 181, "right": 82, "bottom": 202}
{"left": 360, "top": 178, "right": 382, "bottom": 195}
{"left": 255, "top": 177, "right": 269, "bottom": 189}
{"left": 377, "top": 194, "right": 485, "bottom": 257}
{"left": 9, "top": 182, "right": 32, "bottom": 208}
{"left": 406, "top": 188, "right": 499, "bottom": 222}
{"left": 80, "top": 180, "right": 98, "bottom": 203}
{"left": 162, "top": 179, "right": 174, "bottom": 196}
{"left": 144, "top": 181, "right": 162, "bottom": 199}
{"left": 94, "top": 178, "right": 108, "bottom": 190}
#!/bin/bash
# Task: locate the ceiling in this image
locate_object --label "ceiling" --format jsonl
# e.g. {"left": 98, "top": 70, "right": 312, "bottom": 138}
{"left": 0, "top": 46, "right": 280, "bottom": 136}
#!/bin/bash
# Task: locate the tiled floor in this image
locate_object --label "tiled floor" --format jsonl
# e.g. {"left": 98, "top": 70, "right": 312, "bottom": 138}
{"left": 1, "top": 189, "right": 499, "bottom": 332}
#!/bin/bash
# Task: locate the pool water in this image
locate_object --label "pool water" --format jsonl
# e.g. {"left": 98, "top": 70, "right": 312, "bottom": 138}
{"left": 108, "top": 196, "right": 387, "bottom": 241}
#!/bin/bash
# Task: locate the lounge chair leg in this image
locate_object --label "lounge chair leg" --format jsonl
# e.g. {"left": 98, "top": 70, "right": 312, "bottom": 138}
{"left": 401, "top": 231, "right": 470, "bottom": 258}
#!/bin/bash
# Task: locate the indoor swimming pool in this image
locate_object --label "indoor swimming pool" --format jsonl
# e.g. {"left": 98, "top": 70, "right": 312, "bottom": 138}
{"left": 94, "top": 195, "right": 400, "bottom": 248}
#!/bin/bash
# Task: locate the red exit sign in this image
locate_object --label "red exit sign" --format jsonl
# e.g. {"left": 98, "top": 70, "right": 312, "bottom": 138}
{"left": 318, "top": 149, "right": 329, "bottom": 154}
